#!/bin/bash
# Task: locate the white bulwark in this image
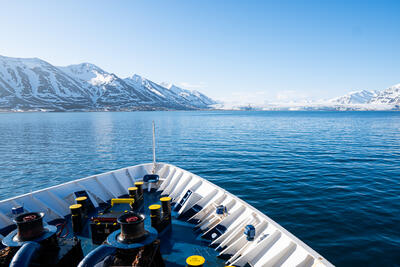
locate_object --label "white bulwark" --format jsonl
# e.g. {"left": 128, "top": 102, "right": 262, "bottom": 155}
{"left": 0, "top": 163, "right": 334, "bottom": 267}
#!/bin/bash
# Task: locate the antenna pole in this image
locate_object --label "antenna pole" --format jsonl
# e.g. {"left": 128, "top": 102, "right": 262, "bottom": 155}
{"left": 152, "top": 121, "right": 156, "bottom": 173}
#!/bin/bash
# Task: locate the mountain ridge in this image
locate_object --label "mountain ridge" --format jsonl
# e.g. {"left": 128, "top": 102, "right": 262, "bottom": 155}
{"left": 213, "top": 84, "right": 400, "bottom": 111}
{"left": 329, "top": 90, "right": 379, "bottom": 104}
{"left": 2, "top": 55, "right": 399, "bottom": 112}
{"left": 0, "top": 55, "right": 215, "bottom": 111}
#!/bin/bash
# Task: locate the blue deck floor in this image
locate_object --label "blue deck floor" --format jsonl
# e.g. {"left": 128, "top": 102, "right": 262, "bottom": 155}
{"left": 74, "top": 190, "right": 227, "bottom": 266}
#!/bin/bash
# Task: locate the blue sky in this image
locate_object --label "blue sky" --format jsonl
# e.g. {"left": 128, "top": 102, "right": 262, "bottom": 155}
{"left": 1, "top": 0, "right": 399, "bottom": 103}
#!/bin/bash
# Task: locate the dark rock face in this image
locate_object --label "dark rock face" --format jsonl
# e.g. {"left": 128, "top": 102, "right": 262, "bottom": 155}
{"left": 0, "top": 56, "right": 215, "bottom": 111}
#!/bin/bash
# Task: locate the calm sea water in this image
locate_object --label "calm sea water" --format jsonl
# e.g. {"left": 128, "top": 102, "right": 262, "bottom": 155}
{"left": 0, "top": 111, "right": 399, "bottom": 266}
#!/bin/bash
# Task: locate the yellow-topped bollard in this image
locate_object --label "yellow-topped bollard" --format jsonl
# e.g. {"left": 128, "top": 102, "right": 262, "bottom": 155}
{"left": 76, "top": 196, "right": 88, "bottom": 215}
{"left": 149, "top": 204, "right": 161, "bottom": 213}
{"left": 160, "top": 196, "right": 172, "bottom": 222}
{"left": 186, "top": 255, "right": 205, "bottom": 267}
{"left": 128, "top": 186, "right": 138, "bottom": 192}
{"left": 69, "top": 204, "right": 82, "bottom": 215}
{"left": 134, "top": 181, "right": 144, "bottom": 198}
{"left": 70, "top": 204, "right": 83, "bottom": 233}
{"left": 76, "top": 196, "right": 87, "bottom": 202}
{"left": 128, "top": 186, "right": 138, "bottom": 199}
{"left": 160, "top": 196, "right": 171, "bottom": 202}
{"left": 128, "top": 187, "right": 138, "bottom": 209}
{"left": 149, "top": 204, "right": 161, "bottom": 230}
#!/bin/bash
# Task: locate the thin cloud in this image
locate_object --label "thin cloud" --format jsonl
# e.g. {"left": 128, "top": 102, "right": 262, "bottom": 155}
{"left": 275, "top": 90, "right": 310, "bottom": 103}
{"left": 177, "top": 82, "right": 207, "bottom": 90}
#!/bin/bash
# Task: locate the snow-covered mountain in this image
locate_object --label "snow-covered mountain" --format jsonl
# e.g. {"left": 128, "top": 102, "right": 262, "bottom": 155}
{"left": 2, "top": 54, "right": 399, "bottom": 112}
{"left": 329, "top": 90, "right": 378, "bottom": 104}
{"left": 0, "top": 55, "right": 215, "bottom": 111}
{"left": 215, "top": 84, "right": 400, "bottom": 111}
{"left": 0, "top": 56, "right": 92, "bottom": 110}
{"left": 369, "top": 83, "right": 400, "bottom": 105}
{"left": 326, "top": 85, "right": 400, "bottom": 108}
{"left": 123, "top": 76, "right": 214, "bottom": 109}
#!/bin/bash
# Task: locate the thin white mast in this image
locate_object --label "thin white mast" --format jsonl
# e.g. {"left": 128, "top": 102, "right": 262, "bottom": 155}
{"left": 152, "top": 121, "right": 156, "bottom": 174}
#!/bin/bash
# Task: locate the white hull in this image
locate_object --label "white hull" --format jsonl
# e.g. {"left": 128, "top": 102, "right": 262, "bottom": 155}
{"left": 0, "top": 163, "right": 334, "bottom": 267}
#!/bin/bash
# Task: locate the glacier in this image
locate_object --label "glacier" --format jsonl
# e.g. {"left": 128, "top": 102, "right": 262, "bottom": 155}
{"left": 214, "top": 87, "right": 400, "bottom": 111}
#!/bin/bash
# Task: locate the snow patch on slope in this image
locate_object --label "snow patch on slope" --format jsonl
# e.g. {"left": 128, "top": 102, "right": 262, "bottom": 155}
{"left": 329, "top": 90, "right": 378, "bottom": 104}
{"left": 0, "top": 55, "right": 215, "bottom": 111}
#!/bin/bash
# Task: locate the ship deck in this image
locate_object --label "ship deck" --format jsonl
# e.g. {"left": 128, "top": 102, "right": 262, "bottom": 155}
{"left": 0, "top": 163, "right": 334, "bottom": 266}
{"left": 76, "top": 190, "right": 226, "bottom": 266}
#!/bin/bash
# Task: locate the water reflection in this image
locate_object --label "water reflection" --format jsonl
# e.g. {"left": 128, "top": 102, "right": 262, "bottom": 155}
{"left": 92, "top": 112, "right": 114, "bottom": 157}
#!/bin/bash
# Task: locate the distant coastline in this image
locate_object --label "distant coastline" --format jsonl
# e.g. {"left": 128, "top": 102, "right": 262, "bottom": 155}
{"left": 0, "top": 107, "right": 399, "bottom": 113}
{"left": 210, "top": 103, "right": 400, "bottom": 111}
{"left": 1, "top": 55, "right": 399, "bottom": 112}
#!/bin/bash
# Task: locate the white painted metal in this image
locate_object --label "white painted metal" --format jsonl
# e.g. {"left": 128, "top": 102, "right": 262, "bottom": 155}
{"left": 169, "top": 175, "right": 192, "bottom": 201}
{"left": 188, "top": 192, "right": 227, "bottom": 224}
{"left": 152, "top": 120, "right": 156, "bottom": 174}
{"left": 157, "top": 167, "right": 176, "bottom": 192}
{"left": 0, "top": 163, "right": 334, "bottom": 267}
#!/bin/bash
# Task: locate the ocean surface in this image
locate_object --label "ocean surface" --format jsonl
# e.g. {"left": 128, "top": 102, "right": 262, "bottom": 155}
{"left": 0, "top": 111, "right": 399, "bottom": 266}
